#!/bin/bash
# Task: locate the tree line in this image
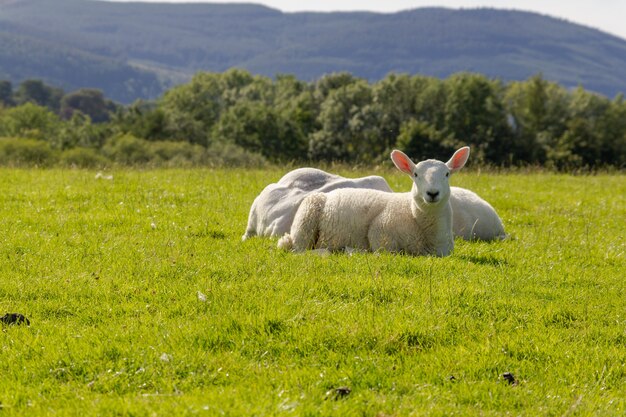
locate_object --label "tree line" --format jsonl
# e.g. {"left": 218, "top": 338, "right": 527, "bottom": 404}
{"left": 1, "top": 71, "right": 625, "bottom": 169}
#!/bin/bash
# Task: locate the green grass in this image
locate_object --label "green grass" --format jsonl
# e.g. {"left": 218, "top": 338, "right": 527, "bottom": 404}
{"left": 0, "top": 168, "right": 624, "bottom": 416}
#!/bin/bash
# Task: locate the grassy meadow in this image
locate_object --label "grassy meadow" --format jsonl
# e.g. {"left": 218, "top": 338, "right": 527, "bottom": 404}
{"left": 0, "top": 167, "right": 624, "bottom": 416}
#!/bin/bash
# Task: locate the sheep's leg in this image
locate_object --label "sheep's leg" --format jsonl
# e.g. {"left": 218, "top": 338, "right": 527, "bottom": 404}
{"left": 242, "top": 199, "right": 259, "bottom": 241}
{"left": 288, "top": 193, "right": 327, "bottom": 251}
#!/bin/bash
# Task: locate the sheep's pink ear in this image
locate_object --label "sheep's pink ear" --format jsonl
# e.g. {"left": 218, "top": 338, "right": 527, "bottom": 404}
{"left": 391, "top": 150, "right": 414, "bottom": 175}
{"left": 446, "top": 146, "right": 470, "bottom": 173}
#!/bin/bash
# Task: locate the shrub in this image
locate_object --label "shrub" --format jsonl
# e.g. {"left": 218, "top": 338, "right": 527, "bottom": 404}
{"left": 149, "top": 140, "right": 206, "bottom": 167}
{"left": 396, "top": 120, "right": 452, "bottom": 161}
{"left": 101, "top": 134, "right": 154, "bottom": 165}
{"left": 0, "top": 137, "right": 57, "bottom": 166}
{"left": 0, "top": 103, "right": 61, "bottom": 142}
{"left": 97, "top": 135, "right": 267, "bottom": 167}
{"left": 205, "top": 142, "right": 267, "bottom": 168}
{"left": 60, "top": 147, "right": 109, "bottom": 168}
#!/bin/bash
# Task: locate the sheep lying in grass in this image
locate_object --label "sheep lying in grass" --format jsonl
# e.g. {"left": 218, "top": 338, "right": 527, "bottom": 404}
{"left": 278, "top": 147, "right": 470, "bottom": 256}
{"left": 241, "top": 168, "right": 392, "bottom": 241}
{"left": 450, "top": 186, "right": 506, "bottom": 240}
{"left": 243, "top": 167, "right": 505, "bottom": 242}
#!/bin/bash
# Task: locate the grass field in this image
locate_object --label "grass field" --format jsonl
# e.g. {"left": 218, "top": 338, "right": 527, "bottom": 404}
{"left": 0, "top": 167, "right": 624, "bottom": 416}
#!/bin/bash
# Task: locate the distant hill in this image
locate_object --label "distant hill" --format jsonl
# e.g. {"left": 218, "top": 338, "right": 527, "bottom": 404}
{"left": 0, "top": 29, "right": 164, "bottom": 103}
{"left": 2, "top": 0, "right": 626, "bottom": 103}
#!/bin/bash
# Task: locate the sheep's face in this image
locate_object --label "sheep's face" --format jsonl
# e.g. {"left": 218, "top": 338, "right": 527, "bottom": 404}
{"left": 391, "top": 147, "right": 471, "bottom": 208}
{"left": 412, "top": 160, "right": 451, "bottom": 206}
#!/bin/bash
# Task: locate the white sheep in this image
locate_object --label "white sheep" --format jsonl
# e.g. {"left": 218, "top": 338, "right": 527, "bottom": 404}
{"left": 243, "top": 164, "right": 506, "bottom": 243}
{"left": 449, "top": 186, "right": 506, "bottom": 240}
{"left": 243, "top": 168, "right": 505, "bottom": 242}
{"left": 277, "top": 147, "right": 470, "bottom": 256}
{"left": 242, "top": 168, "right": 392, "bottom": 241}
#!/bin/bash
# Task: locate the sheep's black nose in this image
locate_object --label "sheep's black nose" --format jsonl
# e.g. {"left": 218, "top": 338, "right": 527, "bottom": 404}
{"left": 427, "top": 190, "right": 439, "bottom": 199}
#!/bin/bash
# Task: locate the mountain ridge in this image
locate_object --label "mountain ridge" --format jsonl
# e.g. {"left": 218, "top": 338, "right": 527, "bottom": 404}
{"left": 1, "top": 0, "right": 626, "bottom": 102}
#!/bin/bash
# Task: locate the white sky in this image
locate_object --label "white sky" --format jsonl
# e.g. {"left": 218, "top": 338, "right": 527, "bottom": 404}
{"left": 108, "top": 0, "right": 626, "bottom": 40}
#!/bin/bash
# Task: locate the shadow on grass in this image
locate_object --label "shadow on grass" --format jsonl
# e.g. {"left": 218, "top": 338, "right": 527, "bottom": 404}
{"left": 188, "top": 229, "right": 226, "bottom": 239}
{"left": 458, "top": 254, "right": 509, "bottom": 267}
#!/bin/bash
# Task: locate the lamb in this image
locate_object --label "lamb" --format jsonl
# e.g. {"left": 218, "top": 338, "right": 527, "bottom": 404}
{"left": 241, "top": 168, "right": 392, "bottom": 241}
{"left": 277, "top": 147, "right": 470, "bottom": 256}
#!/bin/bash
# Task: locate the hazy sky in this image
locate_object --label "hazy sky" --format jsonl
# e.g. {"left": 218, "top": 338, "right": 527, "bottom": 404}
{"left": 109, "top": 1, "right": 626, "bottom": 40}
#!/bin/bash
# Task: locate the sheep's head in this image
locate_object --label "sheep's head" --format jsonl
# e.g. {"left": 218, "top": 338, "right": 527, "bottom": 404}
{"left": 391, "top": 147, "right": 470, "bottom": 208}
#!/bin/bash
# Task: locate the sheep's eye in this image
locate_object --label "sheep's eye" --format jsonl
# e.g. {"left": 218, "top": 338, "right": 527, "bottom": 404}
{"left": 414, "top": 173, "right": 418, "bottom": 178}
{"left": 445, "top": 172, "right": 450, "bottom": 178}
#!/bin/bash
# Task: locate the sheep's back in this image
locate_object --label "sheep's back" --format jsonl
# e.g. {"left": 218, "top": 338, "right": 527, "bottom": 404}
{"left": 316, "top": 189, "right": 405, "bottom": 250}
{"left": 449, "top": 186, "right": 505, "bottom": 240}
{"left": 245, "top": 169, "right": 392, "bottom": 239}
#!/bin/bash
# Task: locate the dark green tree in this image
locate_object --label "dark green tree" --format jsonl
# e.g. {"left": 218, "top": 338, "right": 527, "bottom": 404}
{"left": 442, "top": 73, "right": 512, "bottom": 163}
{"left": 0, "top": 81, "right": 14, "bottom": 106}
{"left": 14, "top": 79, "right": 64, "bottom": 112}
{"left": 599, "top": 95, "right": 626, "bottom": 167}
{"left": 159, "top": 69, "right": 267, "bottom": 145}
{"left": 56, "top": 112, "right": 110, "bottom": 150}
{"left": 504, "top": 75, "right": 569, "bottom": 164}
{"left": 308, "top": 80, "right": 378, "bottom": 161}
{"left": 413, "top": 77, "right": 448, "bottom": 132}
{"left": 313, "top": 72, "right": 363, "bottom": 100}
{"left": 371, "top": 74, "right": 420, "bottom": 155}
{"left": 212, "top": 101, "right": 305, "bottom": 161}
{"left": 111, "top": 100, "right": 170, "bottom": 141}
{"left": 160, "top": 72, "right": 226, "bottom": 145}
{"left": 274, "top": 75, "right": 320, "bottom": 139}
{"left": 0, "top": 103, "right": 61, "bottom": 142}
{"left": 395, "top": 119, "right": 450, "bottom": 162}
{"left": 60, "top": 89, "right": 115, "bottom": 123}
